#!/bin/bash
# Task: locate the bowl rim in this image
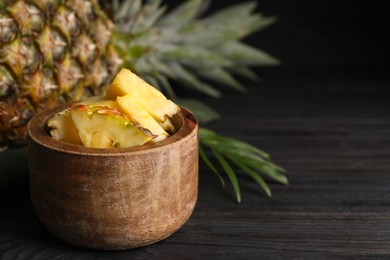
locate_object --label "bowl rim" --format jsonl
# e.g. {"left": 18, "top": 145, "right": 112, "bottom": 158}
{"left": 27, "top": 103, "right": 198, "bottom": 157}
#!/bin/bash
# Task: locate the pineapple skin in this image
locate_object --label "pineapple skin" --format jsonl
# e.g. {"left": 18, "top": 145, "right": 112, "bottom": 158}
{"left": 0, "top": 0, "right": 120, "bottom": 149}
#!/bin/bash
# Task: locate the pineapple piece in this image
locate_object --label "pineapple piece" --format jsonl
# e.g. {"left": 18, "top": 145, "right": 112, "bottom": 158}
{"left": 47, "top": 109, "right": 82, "bottom": 145}
{"left": 70, "top": 104, "right": 155, "bottom": 148}
{"left": 116, "top": 95, "right": 169, "bottom": 142}
{"left": 159, "top": 118, "right": 177, "bottom": 135}
{"left": 47, "top": 98, "right": 122, "bottom": 146}
{"left": 105, "top": 69, "right": 180, "bottom": 122}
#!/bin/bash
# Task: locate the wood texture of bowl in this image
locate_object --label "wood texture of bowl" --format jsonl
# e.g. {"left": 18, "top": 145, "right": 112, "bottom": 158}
{"left": 27, "top": 104, "right": 198, "bottom": 250}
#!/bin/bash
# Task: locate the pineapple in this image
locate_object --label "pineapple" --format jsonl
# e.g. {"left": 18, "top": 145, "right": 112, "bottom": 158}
{"left": 48, "top": 101, "right": 155, "bottom": 148}
{"left": 47, "top": 109, "right": 82, "bottom": 145}
{"left": 1, "top": 0, "right": 286, "bottom": 202}
{"left": 1, "top": 0, "right": 277, "bottom": 150}
{"left": 116, "top": 94, "right": 169, "bottom": 142}
{"left": 158, "top": 117, "right": 176, "bottom": 135}
{"left": 0, "top": 0, "right": 120, "bottom": 148}
{"left": 70, "top": 104, "right": 154, "bottom": 148}
{"left": 46, "top": 97, "right": 118, "bottom": 145}
{"left": 106, "top": 69, "right": 179, "bottom": 122}
{"left": 47, "top": 68, "right": 179, "bottom": 147}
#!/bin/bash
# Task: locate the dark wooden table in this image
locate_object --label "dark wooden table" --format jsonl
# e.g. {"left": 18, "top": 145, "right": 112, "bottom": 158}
{"left": 1, "top": 1, "right": 390, "bottom": 259}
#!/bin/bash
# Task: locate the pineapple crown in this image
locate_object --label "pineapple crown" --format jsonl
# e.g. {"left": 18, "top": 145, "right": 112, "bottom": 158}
{"left": 111, "top": 0, "right": 279, "bottom": 102}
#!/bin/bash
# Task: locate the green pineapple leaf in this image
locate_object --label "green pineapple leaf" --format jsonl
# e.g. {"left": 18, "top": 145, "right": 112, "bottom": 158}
{"left": 157, "top": 0, "right": 204, "bottom": 26}
{"left": 178, "top": 99, "right": 220, "bottom": 124}
{"left": 212, "top": 148, "right": 241, "bottom": 203}
{"left": 199, "top": 145, "right": 225, "bottom": 188}
{"left": 158, "top": 44, "right": 232, "bottom": 68}
{"left": 227, "top": 156, "right": 272, "bottom": 198}
{"left": 113, "top": 0, "right": 142, "bottom": 22}
{"left": 228, "top": 66, "right": 260, "bottom": 82}
{"left": 199, "top": 128, "right": 287, "bottom": 202}
{"left": 197, "top": 67, "right": 246, "bottom": 93}
{"left": 168, "top": 61, "right": 221, "bottom": 97}
{"left": 113, "top": 0, "right": 278, "bottom": 97}
{"left": 217, "top": 41, "right": 280, "bottom": 66}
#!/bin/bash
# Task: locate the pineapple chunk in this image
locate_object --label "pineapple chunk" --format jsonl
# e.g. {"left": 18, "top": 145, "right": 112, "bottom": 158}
{"left": 47, "top": 110, "right": 82, "bottom": 145}
{"left": 159, "top": 118, "right": 177, "bottom": 134}
{"left": 48, "top": 68, "right": 182, "bottom": 148}
{"left": 70, "top": 104, "right": 155, "bottom": 148}
{"left": 116, "top": 95, "right": 169, "bottom": 142}
{"left": 47, "top": 99, "right": 121, "bottom": 145}
{"left": 105, "top": 68, "right": 180, "bottom": 122}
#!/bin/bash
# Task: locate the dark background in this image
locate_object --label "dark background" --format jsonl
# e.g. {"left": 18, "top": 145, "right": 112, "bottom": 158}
{"left": 171, "top": 0, "right": 390, "bottom": 85}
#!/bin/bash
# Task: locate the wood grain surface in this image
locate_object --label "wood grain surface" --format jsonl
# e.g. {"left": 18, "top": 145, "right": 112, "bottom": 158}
{"left": 1, "top": 0, "right": 390, "bottom": 259}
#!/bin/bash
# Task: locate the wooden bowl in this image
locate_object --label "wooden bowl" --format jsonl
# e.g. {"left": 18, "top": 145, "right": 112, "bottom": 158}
{"left": 27, "top": 104, "right": 198, "bottom": 250}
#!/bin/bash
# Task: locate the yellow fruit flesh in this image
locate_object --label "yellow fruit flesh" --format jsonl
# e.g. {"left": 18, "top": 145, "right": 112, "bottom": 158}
{"left": 47, "top": 99, "right": 125, "bottom": 146}
{"left": 47, "top": 110, "right": 82, "bottom": 145}
{"left": 116, "top": 95, "right": 169, "bottom": 142}
{"left": 159, "top": 118, "right": 177, "bottom": 134}
{"left": 47, "top": 68, "right": 181, "bottom": 148}
{"left": 105, "top": 69, "right": 180, "bottom": 122}
{"left": 70, "top": 107, "right": 154, "bottom": 148}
